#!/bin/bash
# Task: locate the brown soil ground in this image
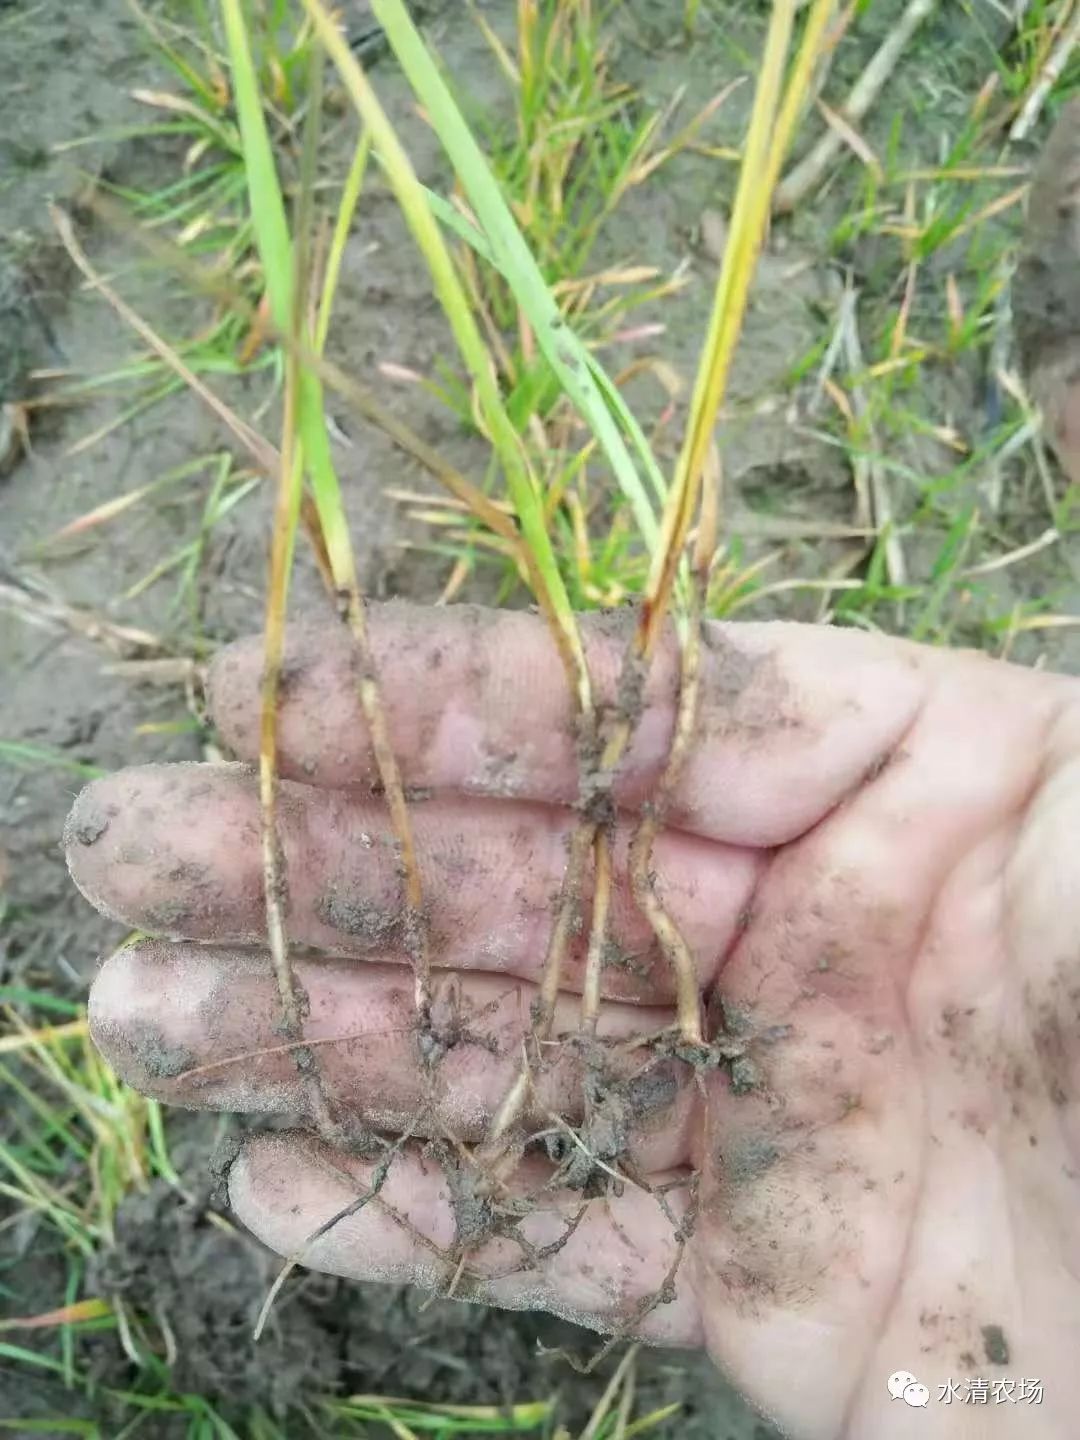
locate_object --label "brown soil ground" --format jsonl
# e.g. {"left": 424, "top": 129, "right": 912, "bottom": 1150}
{"left": 1, "top": 0, "right": 1076, "bottom": 1435}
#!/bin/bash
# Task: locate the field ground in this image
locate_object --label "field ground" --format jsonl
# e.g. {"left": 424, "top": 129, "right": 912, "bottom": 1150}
{"left": 1, "top": 0, "right": 1077, "bottom": 1435}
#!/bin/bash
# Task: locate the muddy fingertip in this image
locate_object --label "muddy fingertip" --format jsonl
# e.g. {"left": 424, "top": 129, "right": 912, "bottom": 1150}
{"left": 63, "top": 777, "right": 118, "bottom": 853}
{"left": 225, "top": 1130, "right": 322, "bottom": 1238}
{"left": 63, "top": 778, "right": 131, "bottom": 924}
{"left": 206, "top": 625, "right": 355, "bottom": 764}
{"left": 87, "top": 942, "right": 200, "bottom": 1097}
{"left": 204, "top": 635, "right": 257, "bottom": 752}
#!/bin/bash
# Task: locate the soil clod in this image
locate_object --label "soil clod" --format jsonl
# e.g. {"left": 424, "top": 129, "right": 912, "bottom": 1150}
{"left": 982, "top": 1323, "right": 1010, "bottom": 1366}
{"left": 65, "top": 789, "right": 112, "bottom": 847}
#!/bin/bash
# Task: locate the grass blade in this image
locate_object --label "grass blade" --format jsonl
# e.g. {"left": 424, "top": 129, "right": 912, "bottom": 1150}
{"left": 302, "top": 0, "right": 590, "bottom": 708}
{"left": 219, "top": 0, "right": 294, "bottom": 330}
{"left": 371, "top": 0, "right": 662, "bottom": 547}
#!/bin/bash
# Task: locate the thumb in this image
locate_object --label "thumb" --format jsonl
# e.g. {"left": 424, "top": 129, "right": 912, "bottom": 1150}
{"left": 690, "top": 653, "right": 1068, "bottom": 1438}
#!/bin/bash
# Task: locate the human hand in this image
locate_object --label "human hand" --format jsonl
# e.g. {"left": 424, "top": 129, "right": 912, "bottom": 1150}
{"left": 66, "top": 602, "right": 1080, "bottom": 1438}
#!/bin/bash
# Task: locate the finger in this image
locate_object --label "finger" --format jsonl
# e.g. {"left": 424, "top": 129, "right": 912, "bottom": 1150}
{"left": 228, "top": 1129, "right": 704, "bottom": 1347}
{"left": 208, "top": 602, "right": 927, "bottom": 845}
{"left": 65, "top": 763, "right": 757, "bottom": 1002}
{"left": 89, "top": 940, "right": 698, "bottom": 1171}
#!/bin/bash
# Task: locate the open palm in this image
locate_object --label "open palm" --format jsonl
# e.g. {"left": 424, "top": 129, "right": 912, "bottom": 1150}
{"left": 65, "top": 603, "right": 1080, "bottom": 1438}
